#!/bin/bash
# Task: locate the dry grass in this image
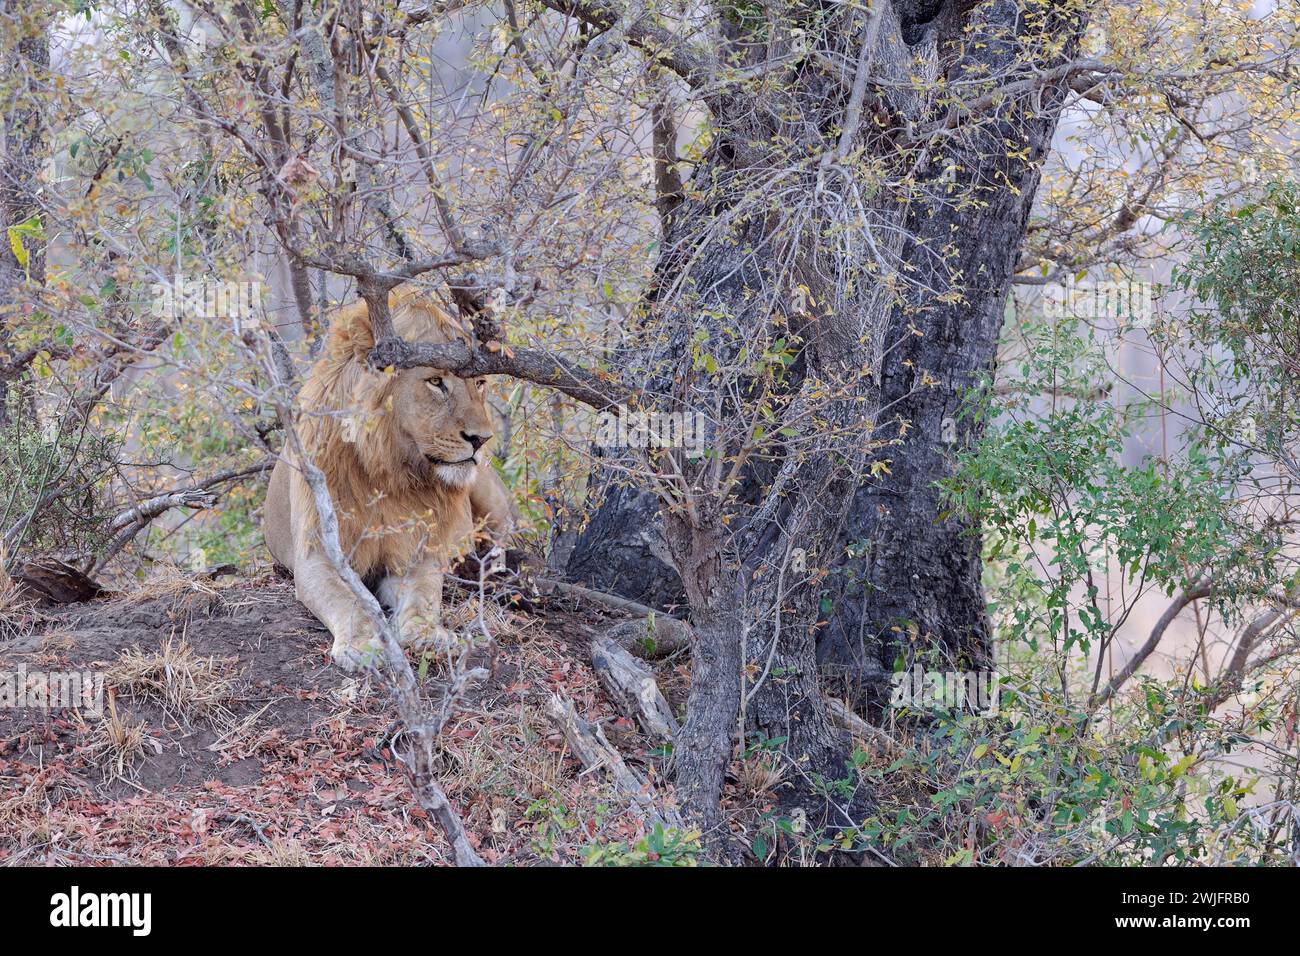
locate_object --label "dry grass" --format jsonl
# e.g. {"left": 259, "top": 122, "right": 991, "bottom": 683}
{"left": 106, "top": 563, "right": 232, "bottom": 620}
{"left": 119, "top": 563, "right": 221, "bottom": 603}
{"left": 0, "top": 561, "right": 18, "bottom": 608}
{"left": 206, "top": 701, "right": 274, "bottom": 756}
{"left": 443, "top": 594, "right": 516, "bottom": 642}
{"left": 79, "top": 694, "right": 159, "bottom": 782}
{"left": 736, "top": 750, "right": 786, "bottom": 797}
{"left": 0, "top": 559, "right": 37, "bottom": 643}
{"left": 107, "top": 635, "right": 240, "bottom": 729}
{"left": 0, "top": 772, "right": 47, "bottom": 828}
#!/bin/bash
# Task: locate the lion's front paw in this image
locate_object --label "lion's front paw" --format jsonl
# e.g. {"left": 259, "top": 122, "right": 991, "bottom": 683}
{"left": 397, "top": 607, "right": 456, "bottom": 654}
{"left": 329, "top": 622, "right": 386, "bottom": 672}
{"left": 414, "top": 625, "right": 457, "bottom": 655}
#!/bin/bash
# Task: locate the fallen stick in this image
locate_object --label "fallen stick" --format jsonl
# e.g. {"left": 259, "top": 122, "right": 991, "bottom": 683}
{"left": 10, "top": 557, "right": 106, "bottom": 604}
{"left": 535, "top": 578, "right": 690, "bottom": 656}
{"left": 824, "top": 697, "right": 898, "bottom": 752}
{"left": 543, "top": 691, "right": 682, "bottom": 829}
{"left": 590, "top": 634, "right": 679, "bottom": 744}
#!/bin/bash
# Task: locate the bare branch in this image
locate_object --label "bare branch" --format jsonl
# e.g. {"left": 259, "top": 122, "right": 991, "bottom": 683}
{"left": 534, "top": 0, "right": 716, "bottom": 90}
{"left": 244, "top": 328, "right": 487, "bottom": 866}
{"left": 367, "top": 335, "right": 628, "bottom": 411}
{"left": 93, "top": 460, "right": 275, "bottom": 572}
{"left": 1093, "top": 583, "right": 1213, "bottom": 708}
{"left": 0, "top": 344, "right": 71, "bottom": 382}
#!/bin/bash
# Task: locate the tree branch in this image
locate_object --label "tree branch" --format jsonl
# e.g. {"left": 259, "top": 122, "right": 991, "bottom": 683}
{"left": 244, "top": 326, "right": 487, "bottom": 866}
{"left": 92, "top": 459, "right": 275, "bottom": 572}
{"left": 367, "top": 336, "right": 628, "bottom": 411}
{"left": 534, "top": 0, "right": 716, "bottom": 90}
{"left": 1092, "top": 583, "right": 1213, "bottom": 708}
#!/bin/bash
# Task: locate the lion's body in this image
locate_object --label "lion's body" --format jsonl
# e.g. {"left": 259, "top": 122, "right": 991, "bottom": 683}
{"left": 264, "top": 453, "right": 474, "bottom": 589}
{"left": 262, "top": 287, "right": 515, "bottom": 668}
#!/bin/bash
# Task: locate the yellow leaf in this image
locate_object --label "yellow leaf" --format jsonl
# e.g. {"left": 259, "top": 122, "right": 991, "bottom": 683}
{"left": 7, "top": 228, "right": 27, "bottom": 268}
{"left": 1171, "top": 753, "right": 1196, "bottom": 779}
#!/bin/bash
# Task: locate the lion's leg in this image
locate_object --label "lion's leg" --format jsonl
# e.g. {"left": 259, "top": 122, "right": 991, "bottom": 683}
{"left": 469, "top": 464, "right": 517, "bottom": 542}
{"left": 294, "top": 552, "right": 385, "bottom": 671}
{"left": 384, "top": 561, "right": 454, "bottom": 653}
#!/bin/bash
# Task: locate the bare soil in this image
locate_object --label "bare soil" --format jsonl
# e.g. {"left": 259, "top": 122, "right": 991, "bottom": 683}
{"left": 0, "top": 574, "right": 685, "bottom": 865}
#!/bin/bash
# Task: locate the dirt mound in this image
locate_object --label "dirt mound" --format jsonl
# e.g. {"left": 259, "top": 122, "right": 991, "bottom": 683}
{"left": 0, "top": 576, "right": 681, "bottom": 865}
{"left": 3, "top": 578, "right": 346, "bottom": 795}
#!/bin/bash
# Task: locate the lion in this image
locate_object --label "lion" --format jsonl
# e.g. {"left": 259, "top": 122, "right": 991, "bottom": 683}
{"left": 262, "top": 286, "right": 516, "bottom": 670}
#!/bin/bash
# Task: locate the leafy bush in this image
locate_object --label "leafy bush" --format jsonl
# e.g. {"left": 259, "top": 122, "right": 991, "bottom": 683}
{"left": 583, "top": 823, "right": 703, "bottom": 867}
{"left": 818, "top": 290, "right": 1300, "bottom": 866}
{"left": 0, "top": 388, "right": 121, "bottom": 562}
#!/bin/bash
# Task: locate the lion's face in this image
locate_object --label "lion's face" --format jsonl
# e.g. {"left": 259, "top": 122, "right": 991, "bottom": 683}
{"left": 387, "top": 367, "right": 494, "bottom": 489}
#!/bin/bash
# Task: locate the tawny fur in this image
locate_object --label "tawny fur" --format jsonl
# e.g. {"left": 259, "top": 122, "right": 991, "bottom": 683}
{"left": 262, "top": 286, "right": 515, "bottom": 669}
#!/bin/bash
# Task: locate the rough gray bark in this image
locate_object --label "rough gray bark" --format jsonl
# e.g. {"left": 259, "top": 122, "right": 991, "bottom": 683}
{"left": 815, "top": 1, "right": 1081, "bottom": 710}
{"left": 601, "top": 5, "right": 918, "bottom": 838}
{"left": 568, "top": 481, "right": 683, "bottom": 609}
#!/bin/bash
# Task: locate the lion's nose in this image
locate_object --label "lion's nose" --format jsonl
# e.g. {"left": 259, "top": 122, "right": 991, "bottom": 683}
{"left": 462, "top": 431, "right": 491, "bottom": 452}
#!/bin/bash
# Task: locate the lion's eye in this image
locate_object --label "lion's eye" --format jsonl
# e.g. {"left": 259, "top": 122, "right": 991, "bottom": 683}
{"left": 426, "top": 377, "right": 449, "bottom": 395}
{"left": 475, "top": 379, "right": 486, "bottom": 391}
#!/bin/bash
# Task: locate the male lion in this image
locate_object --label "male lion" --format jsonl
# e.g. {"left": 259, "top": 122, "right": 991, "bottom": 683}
{"left": 263, "top": 286, "right": 516, "bottom": 670}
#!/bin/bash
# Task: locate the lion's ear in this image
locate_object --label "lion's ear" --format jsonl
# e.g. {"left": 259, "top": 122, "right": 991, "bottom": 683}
{"left": 348, "top": 318, "right": 375, "bottom": 363}
{"left": 342, "top": 301, "right": 375, "bottom": 363}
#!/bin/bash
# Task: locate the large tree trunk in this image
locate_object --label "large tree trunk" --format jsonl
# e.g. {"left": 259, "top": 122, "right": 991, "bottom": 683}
{"left": 567, "top": 481, "right": 684, "bottom": 610}
{"left": 580, "top": 3, "right": 925, "bottom": 839}
{"left": 814, "top": 4, "right": 1079, "bottom": 710}
{"left": 814, "top": 157, "right": 1044, "bottom": 709}
{"left": 569, "top": 0, "right": 1087, "bottom": 718}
